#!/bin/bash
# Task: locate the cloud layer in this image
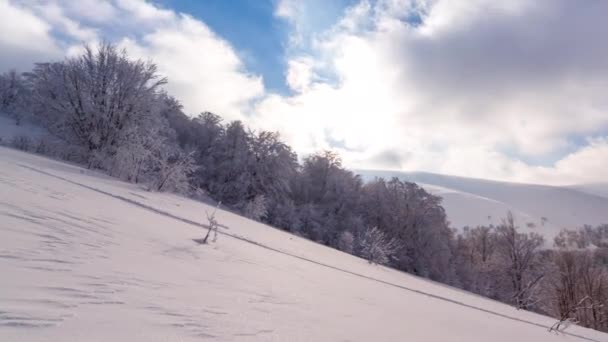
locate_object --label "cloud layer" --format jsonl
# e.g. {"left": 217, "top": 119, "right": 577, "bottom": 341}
{"left": 1, "top": 0, "right": 607, "bottom": 185}
{"left": 257, "top": 0, "right": 608, "bottom": 184}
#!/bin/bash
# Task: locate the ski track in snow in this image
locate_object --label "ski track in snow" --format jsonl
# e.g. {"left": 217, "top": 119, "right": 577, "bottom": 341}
{"left": 1, "top": 147, "right": 607, "bottom": 341}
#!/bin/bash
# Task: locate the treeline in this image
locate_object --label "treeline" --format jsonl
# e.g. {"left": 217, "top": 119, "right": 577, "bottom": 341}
{"left": 455, "top": 217, "right": 608, "bottom": 331}
{"left": 1, "top": 43, "right": 607, "bottom": 332}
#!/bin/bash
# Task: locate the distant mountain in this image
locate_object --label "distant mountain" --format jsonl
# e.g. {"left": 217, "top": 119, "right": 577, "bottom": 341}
{"left": 568, "top": 183, "right": 608, "bottom": 199}
{"left": 357, "top": 170, "right": 608, "bottom": 240}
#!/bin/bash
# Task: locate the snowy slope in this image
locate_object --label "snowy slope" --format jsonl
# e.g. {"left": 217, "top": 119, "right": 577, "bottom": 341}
{"left": 0, "top": 147, "right": 606, "bottom": 342}
{"left": 358, "top": 170, "right": 608, "bottom": 240}
{"left": 569, "top": 183, "right": 608, "bottom": 200}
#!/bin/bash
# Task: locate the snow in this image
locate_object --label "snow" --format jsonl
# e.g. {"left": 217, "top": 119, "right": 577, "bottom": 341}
{"left": 359, "top": 170, "right": 608, "bottom": 240}
{"left": 569, "top": 183, "right": 608, "bottom": 200}
{"left": 1, "top": 147, "right": 606, "bottom": 341}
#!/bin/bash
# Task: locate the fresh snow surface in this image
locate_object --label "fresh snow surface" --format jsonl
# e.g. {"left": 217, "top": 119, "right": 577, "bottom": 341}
{"left": 569, "top": 184, "right": 608, "bottom": 200}
{"left": 358, "top": 170, "right": 608, "bottom": 240}
{"left": 1, "top": 147, "right": 607, "bottom": 342}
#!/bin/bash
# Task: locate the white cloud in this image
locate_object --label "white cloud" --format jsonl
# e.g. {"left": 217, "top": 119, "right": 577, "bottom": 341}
{"left": 118, "top": 14, "right": 264, "bottom": 120}
{"left": 274, "top": 0, "right": 299, "bottom": 20}
{"left": 285, "top": 57, "right": 315, "bottom": 92}
{"left": 0, "top": 0, "right": 62, "bottom": 70}
{"left": 543, "top": 137, "right": 608, "bottom": 185}
{"left": 253, "top": 0, "right": 608, "bottom": 184}
{"left": 30, "top": 2, "right": 99, "bottom": 41}
{"left": 2, "top": 0, "right": 607, "bottom": 185}
{"left": 61, "top": 0, "right": 118, "bottom": 23}
{"left": 0, "top": 0, "right": 264, "bottom": 121}
{"left": 114, "top": 0, "right": 175, "bottom": 22}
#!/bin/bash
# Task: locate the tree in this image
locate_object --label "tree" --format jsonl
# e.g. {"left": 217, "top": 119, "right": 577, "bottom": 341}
{"left": 243, "top": 194, "right": 267, "bottom": 221}
{"left": 360, "top": 226, "right": 399, "bottom": 265}
{"left": 248, "top": 131, "right": 298, "bottom": 222}
{"left": 453, "top": 225, "right": 501, "bottom": 296}
{"left": 546, "top": 248, "right": 608, "bottom": 332}
{"left": 198, "top": 203, "right": 221, "bottom": 244}
{"left": 26, "top": 43, "right": 166, "bottom": 163}
{"left": 360, "top": 177, "right": 453, "bottom": 282}
{"left": 203, "top": 120, "right": 252, "bottom": 206}
{"left": 292, "top": 151, "right": 364, "bottom": 245}
{"left": 151, "top": 149, "right": 195, "bottom": 193}
{"left": 0, "top": 70, "right": 28, "bottom": 124}
{"left": 495, "top": 211, "right": 544, "bottom": 309}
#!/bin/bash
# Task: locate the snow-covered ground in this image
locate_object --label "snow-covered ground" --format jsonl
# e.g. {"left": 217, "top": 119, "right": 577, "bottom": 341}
{"left": 359, "top": 170, "right": 608, "bottom": 240}
{"left": 1, "top": 147, "right": 606, "bottom": 342}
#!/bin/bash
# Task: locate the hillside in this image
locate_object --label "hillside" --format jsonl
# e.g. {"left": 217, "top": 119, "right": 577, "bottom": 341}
{"left": 0, "top": 147, "right": 606, "bottom": 341}
{"left": 358, "top": 170, "right": 608, "bottom": 240}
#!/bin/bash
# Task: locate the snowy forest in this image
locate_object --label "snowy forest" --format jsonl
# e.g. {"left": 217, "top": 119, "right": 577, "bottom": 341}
{"left": 1, "top": 43, "right": 607, "bottom": 333}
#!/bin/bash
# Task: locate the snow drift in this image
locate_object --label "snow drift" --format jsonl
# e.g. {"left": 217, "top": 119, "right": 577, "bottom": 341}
{"left": 0, "top": 147, "right": 606, "bottom": 341}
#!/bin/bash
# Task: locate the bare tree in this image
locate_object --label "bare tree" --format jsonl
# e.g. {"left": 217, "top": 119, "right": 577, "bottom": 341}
{"left": 495, "top": 211, "right": 544, "bottom": 309}
{"left": 546, "top": 249, "right": 608, "bottom": 332}
{"left": 200, "top": 202, "right": 221, "bottom": 244}
{"left": 549, "top": 296, "right": 602, "bottom": 333}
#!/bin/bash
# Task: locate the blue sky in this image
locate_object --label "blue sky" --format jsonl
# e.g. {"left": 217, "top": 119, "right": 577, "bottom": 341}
{"left": 1, "top": 0, "right": 608, "bottom": 184}
{"left": 164, "top": 0, "right": 356, "bottom": 94}
{"left": 165, "top": 0, "right": 289, "bottom": 93}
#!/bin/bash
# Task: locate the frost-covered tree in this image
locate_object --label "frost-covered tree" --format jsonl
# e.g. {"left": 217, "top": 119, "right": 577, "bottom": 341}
{"left": 202, "top": 120, "right": 252, "bottom": 205}
{"left": 248, "top": 131, "right": 298, "bottom": 222}
{"left": 243, "top": 194, "right": 267, "bottom": 221}
{"left": 292, "top": 151, "right": 364, "bottom": 245}
{"left": 544, "top": 249, "right": 608, "bottom": 332}
{"left": 452, "top": 225, "right": 503, "bottom": 296}
{"left": 495, "top": 212, "right": 545, "bottom": 309}
{"left": 360, "top": 178, "right": 453, "bottom": 282}
{"left": 151, "top": 149, "right": 195, "bottom": 193}
{"left": 360, "top": 226, "right": 399, "bottom": 265}
{"left": 0, "top": 70, "right": 28, "bottom": 124}
{"left": 26, "top": 43, "right": 166, "bottom": 162}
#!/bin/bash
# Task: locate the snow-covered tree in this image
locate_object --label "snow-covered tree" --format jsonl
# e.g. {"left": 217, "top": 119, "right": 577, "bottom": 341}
{"left": 495, "top": 211, "right": 545, "bottom": 309}
{"left": 243, "top": 194, "right": 267, "bottom": 221}
{"left": 544, "top": 245, "right": 608, "bottom": 332}
{"left": 292, "top": 151, "right": 364, "bottom": 245}
{"left": 360, "top": 226, "right": 399, "bottom": 265}
{"left": 26, "top": 43, "right": 166, "bottom": 162}
{"left": 0, "top": 70, "right": 28, "bottom": 124}
{"left": 151, "top": 149, "right": 195, "bottom": 193}
{"left": 360, "top": 177, "right": 453, "bottom": 281}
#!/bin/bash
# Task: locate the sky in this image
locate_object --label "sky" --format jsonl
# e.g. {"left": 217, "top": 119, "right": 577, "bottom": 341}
{"left": 1, "top": 0, "right": 608, "bottom": 185}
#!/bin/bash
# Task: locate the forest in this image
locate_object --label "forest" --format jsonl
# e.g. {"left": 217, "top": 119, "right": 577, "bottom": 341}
{"left": 1, "top": 43, "right": 607, "bottom": 332}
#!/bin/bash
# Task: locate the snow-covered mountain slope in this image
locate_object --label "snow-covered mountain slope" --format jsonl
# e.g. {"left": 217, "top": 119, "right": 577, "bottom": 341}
{"left": 0, "top": 147, "right": 606, "bottom": 342}
{"left": 358, "top": 170, "right": 608, "bottom": 240}
{"left": 569, "top": 183, "right": 608, "bottom": 200}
